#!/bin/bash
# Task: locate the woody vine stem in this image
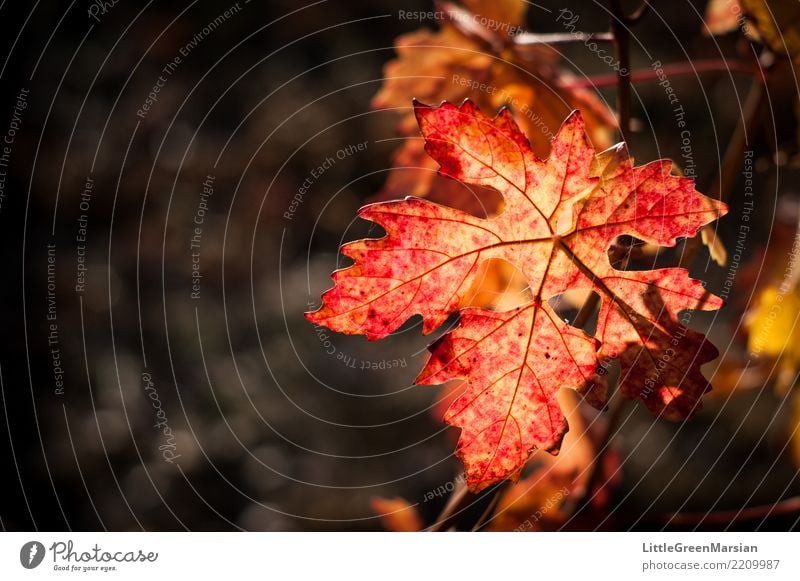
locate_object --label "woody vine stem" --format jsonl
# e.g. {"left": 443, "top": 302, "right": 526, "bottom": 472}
{"left": 565, "top": 0, "right": 645, "bottom": 521}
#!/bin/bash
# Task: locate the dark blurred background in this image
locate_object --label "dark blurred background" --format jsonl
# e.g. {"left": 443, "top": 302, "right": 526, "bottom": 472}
{"left": 0, "top": 0, "right": 798, "bottom": 531}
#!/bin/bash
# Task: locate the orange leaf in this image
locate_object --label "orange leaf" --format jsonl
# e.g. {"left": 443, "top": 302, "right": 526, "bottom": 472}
{"left": 704, "top": 0, "right": 743, "bottom": 36}
{"left": 370, "top": 497, "right": 423, "bottom": 532}
{"left": 461, "top": 0, "right": 527, "bottom": 28}
{"left": 372, "top": 2, "right": 615, "bottom": 212}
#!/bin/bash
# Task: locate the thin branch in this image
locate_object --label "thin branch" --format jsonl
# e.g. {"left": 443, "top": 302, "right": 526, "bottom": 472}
{"left": 572, "top": 391, "right": 627, "bottom": 512}
{"left": 470, "top": 482, "right": 508, "bottom": 531}
{"left": 426, "top": 477, "right": 469, "bottom": 531}
{"left": 610, "top": 0, "right": 632, "bottom": 138}
{"left": 707, "top": 72, "right": 766, "bottom": 201}
{"left": 628, "top": 0, "right": 655, "bottom": 25}
{"left": 558, "top": 59, "right": 756, "bottom": 89}
{"left": 665, "top": 496, "right": 800, "bottom": 526}
{"left": 679, "top": 69, "right": 766, "bottom": 268}
{"left": 514, "top": 31, "right": 614, "bottom": 46}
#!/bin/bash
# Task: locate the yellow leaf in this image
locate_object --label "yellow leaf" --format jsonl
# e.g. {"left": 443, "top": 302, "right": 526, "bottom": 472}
{"left": 740, "top": 0, "right": 800, "bottom": 62}
{"left": 701, "top": 225, "right": 728, "bottom": 266}
{"left": 747, "top": 287, "right": 800, "bottom": 356}
{"left": 746, "top": 285, "right": 800, "bottom": 393}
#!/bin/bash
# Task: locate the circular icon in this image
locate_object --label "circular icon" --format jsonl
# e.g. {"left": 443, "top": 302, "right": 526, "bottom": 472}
{"left": 19, "top": 541, "right": 46, "bottom": 569}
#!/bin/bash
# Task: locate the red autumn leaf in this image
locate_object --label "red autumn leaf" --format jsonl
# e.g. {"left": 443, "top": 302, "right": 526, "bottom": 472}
{"left": 306, "top": 100, "right": 727, "bottom": 492}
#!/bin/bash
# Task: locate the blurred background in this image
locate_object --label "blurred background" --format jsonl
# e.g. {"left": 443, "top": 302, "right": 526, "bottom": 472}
{"left": 0, "top": 0, "right": 798, "bottom": 531}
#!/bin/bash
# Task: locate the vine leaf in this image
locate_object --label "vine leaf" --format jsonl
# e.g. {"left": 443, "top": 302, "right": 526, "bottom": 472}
{"left": 306, "top": 100, "right": 727, "bottom": 491}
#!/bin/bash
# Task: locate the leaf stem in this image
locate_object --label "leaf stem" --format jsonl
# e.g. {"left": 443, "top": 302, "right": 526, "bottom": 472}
{"left": 571, "top": 391, "right": 627, "bottom": 514}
